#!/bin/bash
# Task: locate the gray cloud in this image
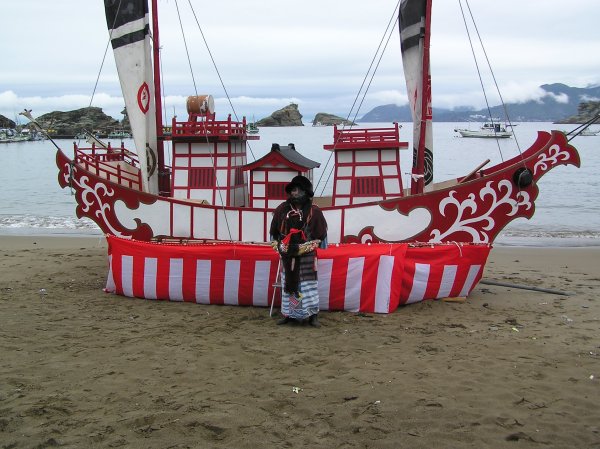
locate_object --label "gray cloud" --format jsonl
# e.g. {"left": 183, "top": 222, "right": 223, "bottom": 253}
{"left": 1, "top": 0, "right": 599, "bottom": 122}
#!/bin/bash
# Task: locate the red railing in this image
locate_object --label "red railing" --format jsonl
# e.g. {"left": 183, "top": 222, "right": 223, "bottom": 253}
{"left": 324, "top": 123, "right": 403, "bottom": 150}
{"left": 171, "top": 114, "right": 248, "bottom": 139}
{"left": 74, "top": 142, "right": 142, "bottom": 190}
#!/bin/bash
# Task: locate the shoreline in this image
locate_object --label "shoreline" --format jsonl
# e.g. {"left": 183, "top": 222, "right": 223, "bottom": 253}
{"left": 0, "top": 231, "right": 599, "bottom": 248}
{"left": 3, "top": 234, "right": 599, "bottom": 260}
{"left": 2, "top": 236, "right": 599, "bottom": 447}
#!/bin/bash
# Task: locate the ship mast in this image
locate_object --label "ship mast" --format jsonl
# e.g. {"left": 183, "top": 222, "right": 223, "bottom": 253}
{"left": 410, "top": 0, "right": 432, "bottom": 195}
{"left": 151, "top": 0, "right": 168, "bottom": 195}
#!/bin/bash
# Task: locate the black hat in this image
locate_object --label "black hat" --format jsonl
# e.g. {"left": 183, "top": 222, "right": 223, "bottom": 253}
{"left": 285, "top": 175, "right": 314, "bottom": 198}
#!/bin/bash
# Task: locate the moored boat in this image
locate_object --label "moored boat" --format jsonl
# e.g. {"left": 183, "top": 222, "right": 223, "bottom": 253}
{"left": 454, "top": 122, "right": 513, "bottom": 138}
{"left": 107, "top": 129, "right": 132, "bottom": 139}
{"left": 0, "top": 129, "right": 30, "bottom": 143}
{"left": 0, "top": 129, "right": 13, "bottom": 143}
{"left": 246, "top": 119, "right": 259, "bottom": 134}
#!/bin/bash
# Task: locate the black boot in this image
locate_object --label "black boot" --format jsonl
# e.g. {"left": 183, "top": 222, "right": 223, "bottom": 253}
{"left": 308, "top": 314, "right": 321, "bottom": 328}
{"left": 277, "top": 316, "right": 292, "bottom": 325}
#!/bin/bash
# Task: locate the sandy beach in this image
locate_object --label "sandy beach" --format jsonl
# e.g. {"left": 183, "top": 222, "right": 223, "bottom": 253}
{"left": 1, "top": 235, "right": 599, "bottom": 448}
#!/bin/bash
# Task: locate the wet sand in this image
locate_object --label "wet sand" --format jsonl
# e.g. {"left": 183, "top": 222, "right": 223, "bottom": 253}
{"left": 1, "top": 236, "right": 599, "bottom": 448}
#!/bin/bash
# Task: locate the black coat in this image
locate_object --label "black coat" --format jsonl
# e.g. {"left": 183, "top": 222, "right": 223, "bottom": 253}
{"left": 269, "top": 199, "right": 327, "bottom": 243}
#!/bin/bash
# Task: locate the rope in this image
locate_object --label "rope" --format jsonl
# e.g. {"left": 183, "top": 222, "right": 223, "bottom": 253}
{"left": 185, "top": 0, "right": 256, "bottom": 161}
{"left": 315, "top": 0, "right": 401, "bottom": 197}
{"left": 461, "top": 0, "right": 523, "bottom": 162}
{"left": 458, "top": 1, "right": 501, "bottom": 158}
{"left": 174, "top": 0, "right": 199, "bottom": 96}
{"left": 565, "top": 113, "right": 600, "bottom": 141}
{"left": 81, "top": 0, "right": 123, "bottom": 147}
{"left": 158, "top": 47, "right": 173, "bottom": 167}
{"left": 480, "top": 279, "right": 572, "bottom": 296}
{"left": 451, "top": 241, "right": 463, "bottom": 257}
{"left": 68, "top": 161, "right": 75, "bottom": 195}
{"left": 173, "top": 0, "right": 241, "bottom": 241}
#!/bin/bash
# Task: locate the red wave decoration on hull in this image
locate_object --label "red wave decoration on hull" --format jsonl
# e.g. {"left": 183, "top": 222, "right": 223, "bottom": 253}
{"left": 343, "top": 131, "right": 580, "bottom": 243}
{"left": 56, "top": 150, "right": 156, "bottom": 240}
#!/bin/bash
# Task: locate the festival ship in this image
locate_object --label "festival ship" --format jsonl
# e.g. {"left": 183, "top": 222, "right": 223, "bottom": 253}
{"left": 43, "top": 1, "right": 581, "bottom": 246}
{"left": 26, "top": 0, "right": 583, "bottom": 311}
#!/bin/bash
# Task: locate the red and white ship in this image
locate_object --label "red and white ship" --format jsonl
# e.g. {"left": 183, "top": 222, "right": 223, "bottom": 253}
{"left": 46, "top": 0, "right": 579, "bottom": 245}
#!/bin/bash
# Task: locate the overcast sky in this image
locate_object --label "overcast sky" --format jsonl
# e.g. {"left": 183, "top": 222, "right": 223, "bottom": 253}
{"left": 1, "top": 0, "right": 599, "bottom": 123}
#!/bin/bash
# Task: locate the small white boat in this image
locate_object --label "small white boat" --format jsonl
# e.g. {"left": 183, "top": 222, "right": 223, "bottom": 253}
{"left": 18, "top": 128, "right": 44, "bottom": 141}
{"left": 0, "top": 128, "right": 30, "bottom": 143}
{"left": 246, "top": 122, "right": 259, "bottom": 134}
{"left": 107, "top": 130, "right": 132, "bottom": 139}
{"left": 579, "top": 128, "right": 599, "bottom": 136}
{"left": 454, "top": 122, "right": 513, "bottom": 138}
{"left": 0, "top": 129, "right": 12, "bottom": 143}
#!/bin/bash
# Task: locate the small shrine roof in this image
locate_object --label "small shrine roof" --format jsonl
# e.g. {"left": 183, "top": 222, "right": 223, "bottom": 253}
{"left": 242, "top": 143, "right": 320, "bottom": 171}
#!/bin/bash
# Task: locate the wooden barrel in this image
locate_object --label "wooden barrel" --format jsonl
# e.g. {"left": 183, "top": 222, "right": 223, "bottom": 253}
{"left": 186, "top": 95, "right": 215, "bottom": 114}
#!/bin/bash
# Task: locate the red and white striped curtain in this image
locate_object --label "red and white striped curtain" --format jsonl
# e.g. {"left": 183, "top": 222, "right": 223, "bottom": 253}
{"left": 105, "top": 236, "right": 491, "bottom": 313}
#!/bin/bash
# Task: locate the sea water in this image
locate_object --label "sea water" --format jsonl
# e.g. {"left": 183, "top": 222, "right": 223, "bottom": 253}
{"left": 1, "top": 122, "right": 598, "bottom": 246}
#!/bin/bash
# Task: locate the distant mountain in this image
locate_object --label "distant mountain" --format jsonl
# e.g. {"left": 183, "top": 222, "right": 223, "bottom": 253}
{"left": 359, "top": 83, "right": 600, "bottom": 123}
{"left": 360, "top": 104, "right": 413, "bottom": 122}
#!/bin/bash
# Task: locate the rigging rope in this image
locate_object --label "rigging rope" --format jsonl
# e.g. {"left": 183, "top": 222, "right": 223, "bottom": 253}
{"left": 565, "top": 113, "right": 600, "bottom": 141}
{"left": 460, "top": 0, "right": 525, "bottom": 162}
{"left": 458, "top": 0, "right": 505, "bottom": 160}
{"left": 174, "top": 0, "right": 235, "bottom": 241}
{"left": 185, "top": 0, "right": 256, "bottom": 160}
{"left": 466, "top": 1, "right": 521, "bottom": 153}
{"left": 315, "top": 0, "right": 402, "bottom": 197}
{"left": 349, "top": 16, "right": 399, "bottom": 127}
{"left": 80, "top": 0, "right": 123, "bottom": 146}
{"left": 174, "top": 0, "right": 199, "bottom": 96}
{"left": 89, "top": 0, "right": 237, "bottom": 241}
{"left": 158, "top": 45, "right": 172, "bottom": 167}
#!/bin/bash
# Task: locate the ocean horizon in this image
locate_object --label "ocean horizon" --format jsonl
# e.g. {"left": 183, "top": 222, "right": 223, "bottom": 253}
{"left": 1, "top": 122, "right": 598, "bottom": 247}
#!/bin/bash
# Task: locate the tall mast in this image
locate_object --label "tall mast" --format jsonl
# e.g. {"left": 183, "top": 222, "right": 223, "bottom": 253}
{"left": 151, "top": 0, "right": 167, "bottom": 194}
{"left": 410, "top": 0, "right": 432, "bottom": 195}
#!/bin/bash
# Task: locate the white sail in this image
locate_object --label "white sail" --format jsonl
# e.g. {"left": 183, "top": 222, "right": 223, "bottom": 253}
{"left": 105, "top": 0, "right": 159, "bottom": 194}
{"left": 399, "top": 0, "right": 433, "bottom": 190}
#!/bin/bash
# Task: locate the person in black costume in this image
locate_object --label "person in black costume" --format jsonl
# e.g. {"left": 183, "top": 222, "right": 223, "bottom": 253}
{"left": 270, "top": 175, "right": 327, "bottom": 327}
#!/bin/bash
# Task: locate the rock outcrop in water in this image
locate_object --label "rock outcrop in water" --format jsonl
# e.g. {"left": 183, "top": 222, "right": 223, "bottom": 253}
{"left": 557, "top": 101, "right": 600, "bottom": 124}
{"left": 36, "top": 107, "right": 127, "bottom": 138}
{"left": 256, "top": 104, "right": 304, "bottom": 127}
{"left": 0, "top": 114, "right": 15, "bottom": 128}
{"left": 312, "top": 113, "right": 355, "bottom": 126}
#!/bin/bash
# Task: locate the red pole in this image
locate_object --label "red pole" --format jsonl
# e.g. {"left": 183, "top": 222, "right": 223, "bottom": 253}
{"left": 151, "top": 0, "right": 168, "bottom": 195}
{"left": 411, "top": 0, "right": 432, "bottom": 195}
